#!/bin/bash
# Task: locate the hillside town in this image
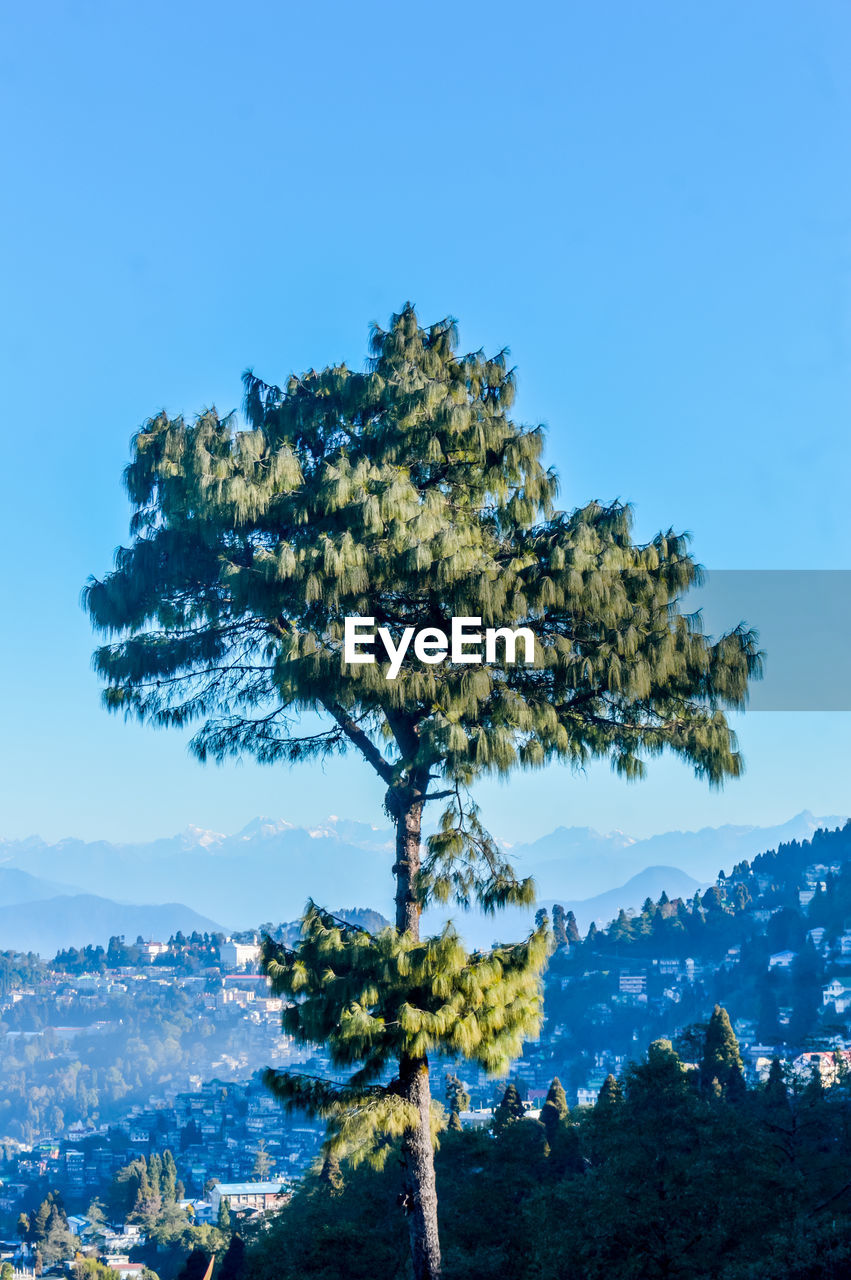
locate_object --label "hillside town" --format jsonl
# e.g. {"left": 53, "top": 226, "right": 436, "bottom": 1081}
{"left": 0, "top": 823, "right": 849, "bottom": 1276}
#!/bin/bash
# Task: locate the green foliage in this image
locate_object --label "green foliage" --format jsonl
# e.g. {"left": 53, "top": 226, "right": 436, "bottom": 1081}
{"left": 540, "top": 1077, "right": 569, "bottom": 1145}
{"left": 74, "top": 1261, "right": 122, "bottom": 1280}
{"left": 261, "top": 904, "right": 547, "bottom": 1165}
{"left": 444, "top": 1073, "right": 471, "bottom": 1126}
{"left": 29, "top": 1191, "right": 77, "bottom": 1263}
{"left": 86, "top": 304, "right": 760, "bottom": 914}
{"left": 701, "top": 1004, "right": 743, "bottom": 1092}
{"left": 240, "top": 1034, "right": 851, "bottom": 1280}
{"left": 492, "top": 1083, "right": 525, "bottom": 1134}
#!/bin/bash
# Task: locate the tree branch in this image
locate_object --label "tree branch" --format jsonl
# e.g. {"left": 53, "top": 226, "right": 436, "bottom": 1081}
{"left": 321, "top": 701, "right": 395, "bottom": 785}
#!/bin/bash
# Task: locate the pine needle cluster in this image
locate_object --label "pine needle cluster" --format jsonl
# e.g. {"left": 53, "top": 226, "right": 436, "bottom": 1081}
{"left": 261, "top": 904, "right": 548, "bottom": 1166}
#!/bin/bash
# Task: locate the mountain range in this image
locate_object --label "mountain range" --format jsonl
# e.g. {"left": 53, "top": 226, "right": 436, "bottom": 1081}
{"left": 0, "top": 810, "right": 844, "bottom": 952}
{"left": 0, "top": 881, "right": 222, "bottom": 956}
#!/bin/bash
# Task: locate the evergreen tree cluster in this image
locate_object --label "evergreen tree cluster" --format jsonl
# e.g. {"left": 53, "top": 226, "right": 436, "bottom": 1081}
{"left": 237, "top": 1016, "right": 851, "bottom": 1280}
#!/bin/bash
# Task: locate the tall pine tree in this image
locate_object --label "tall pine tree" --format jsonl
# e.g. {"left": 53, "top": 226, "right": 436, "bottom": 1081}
{"left": 701, "top": 1004, "right": 743, "bottom": 1093}
{"left": 540, "top": 1077, "right": 569, "bottom": 1146}
{"left": 86, "top": 305, "right": 760, "bottom": 1280}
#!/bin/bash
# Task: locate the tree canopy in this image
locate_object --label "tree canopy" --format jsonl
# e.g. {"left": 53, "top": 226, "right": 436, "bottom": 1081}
{"left": 85, "top": 303, "right": 761, "bottom": 915}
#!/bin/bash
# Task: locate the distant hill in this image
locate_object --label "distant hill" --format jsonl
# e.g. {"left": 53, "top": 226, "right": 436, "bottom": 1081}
{"left": 0, "top": 811, "right": 844, "bottom": 932}
{"left": 511, "top": 811, "right": 848, "bottom": 900}
{"left": 0, "top": 866, "right": 84, "bottom": 908}
{"left": 558, "top": 865, "right": 705, "bottom": 931}
{"left": 0, "top": 818, "right": 396, "bottom": 927}
{"left": 0, "top": 895, "right": 223, "bottom": 956}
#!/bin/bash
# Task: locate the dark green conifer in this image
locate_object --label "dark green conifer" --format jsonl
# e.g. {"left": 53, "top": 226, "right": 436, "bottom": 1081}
{"left": 764, "top": 1057, "right": 788, "bottom": 1107}
{"left": 540, "top": 1077, "right": 569, "bottom": 1145}
{"left": 444, "top": 1073, "right": 470, "bottom": 1130}
{"left": 596, "top": 1073, "right": 623, "bottom": 1108}
{"left": 726, "top": 1064, "right": 748, "bottom": 1105}
{"left": 493, "top": 1083, "right": 525, "bottom": 1133}
{"left": 317, "top": 1154, "right": 344, "bottom": 1195}
{"left": 701, "top": 1005, "right": 743, "bottom": 1091}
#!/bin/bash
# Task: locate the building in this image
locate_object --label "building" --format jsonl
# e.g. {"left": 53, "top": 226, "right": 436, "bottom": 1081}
{"left": 109, "top": 1266, "right": 146, "bottom": 1280}
{"left": 138, "top": 942, "right": 169, "bottom": 964}
{"left": 768, "top": 951, "right": 797, "bottom": 970}
{"left": 209, "top": 1181, "right": 288, "bottom": 1215}
{"left": 618, "top": 971, "right": 647, "bottom": 996}
{"left": 792, "top": 1050, "right": 851, "bottom": 1085}
{"left": 220, "top": 941, "right": 262, "bottom": 971}
{"left": 458, "top": 1109, "right": 492, "bottom": 1129}
{"left": 823, "top": 978, "right": 851, "bottom": 1013}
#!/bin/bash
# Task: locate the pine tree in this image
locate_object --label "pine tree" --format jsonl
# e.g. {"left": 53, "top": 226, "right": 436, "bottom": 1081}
{"left": 32, "top": 1197, "right": 52, "bottom": 1246}
{"left": 596, "top": 1074, "right": 623, "bottom": 1109}
{"left": 564, "top": 911, "right": 581, "bottom": 945}
{"left": 701, "top": 1005, "right": 743, "bottom": 1092}
{"left": 540, "top": 1077, "right": 569, "bottom": 1145}
{"left": 493, "top": 1083, "right": 525, "bottom": 1133}
{"left": 764, "top": 1057, "right": 789, "bottom": 1110}
{"left": 317, "top": 1153, "right": 344, "bottom": 1195}
{"left": 161, "top": 1151, "right": 178, "bottom": 1203}
{"left": 552, "top": 905, "right": 569, "bottom": 949}
{"left": 86, "top": 305, "right": 760, "bottom": 1280}
{"left": 444, "top": 1073, "right": 470, "bottom": 1131}
{"left": 217, "top": 1197, "right": 231, "bottom": 1232}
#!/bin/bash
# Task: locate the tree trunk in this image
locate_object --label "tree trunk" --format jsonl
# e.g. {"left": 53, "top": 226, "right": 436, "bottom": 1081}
{"left": 390, "top": 779, "right": 442, "bottom": 1280}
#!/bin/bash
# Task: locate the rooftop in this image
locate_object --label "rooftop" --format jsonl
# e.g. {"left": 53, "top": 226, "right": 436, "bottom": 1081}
{"left": 214, "top": 1181, "right": 286, "bottom": 1195}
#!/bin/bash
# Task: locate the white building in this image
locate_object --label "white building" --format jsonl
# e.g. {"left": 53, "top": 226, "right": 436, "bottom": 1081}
{"left": 138, "top": 941, "right": 169, "bottom": 964}
{"left": 619, "top": 971, "right": 647, "bottom": 995}
{"left": 220, "top": 940, "right": 262, "bottom": 970}
{"left": 768, "top": 950, "right": 797, "bottom": 970}
{"left": 823, "top": 978, "right": 851, "bottom": 1013}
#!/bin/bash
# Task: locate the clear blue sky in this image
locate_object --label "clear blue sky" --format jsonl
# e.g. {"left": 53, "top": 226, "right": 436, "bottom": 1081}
{"left": 0, "top": 1, "right": 848, "bottom": 845}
